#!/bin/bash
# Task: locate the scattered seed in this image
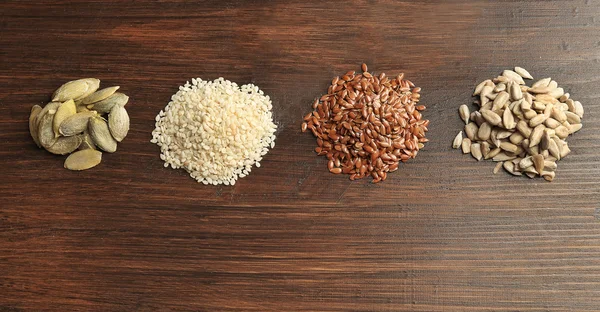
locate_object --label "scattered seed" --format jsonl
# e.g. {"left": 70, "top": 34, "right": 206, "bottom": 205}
{"left": 452, "top": 131, "right": 463, "bottom": 149}
{"left": 459, "top": 104, "right": 470, "bottom": 124}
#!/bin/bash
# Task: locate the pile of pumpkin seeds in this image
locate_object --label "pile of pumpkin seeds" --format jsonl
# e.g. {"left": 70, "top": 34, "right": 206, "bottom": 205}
{"left": 29, "top": 78, "right": 130, "bottom": 170}
{"left": 453, "top": 67, "right": 584, "bottom": 181}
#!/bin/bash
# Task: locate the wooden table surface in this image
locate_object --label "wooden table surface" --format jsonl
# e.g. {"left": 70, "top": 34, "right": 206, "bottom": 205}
{"left": 2, "top": 1, "right": 600, "bottom": 311}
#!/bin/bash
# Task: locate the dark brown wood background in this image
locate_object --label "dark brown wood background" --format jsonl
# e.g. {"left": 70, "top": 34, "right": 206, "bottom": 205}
{"left": 1, "top": 1, "right": 600, "bottom": 311}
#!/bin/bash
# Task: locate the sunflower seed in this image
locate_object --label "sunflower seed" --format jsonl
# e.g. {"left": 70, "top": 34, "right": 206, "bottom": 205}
{"left": 493, "top": 162, "right": 503, "bottom": 174}
{"left": 461, "top": 138, "right": 471, "bottom": 154}
{"left": 509, "top": 132, "right": 524, "bottom": 145}
{"left": 477, "top": 122, "right": 492, "bottom": 141}
{"left": 81, "top": 86, "right": 120, "bottom": 105}
{"left": 500, "top": 142, "right": 518, "bottom": 153}
{"left": 519, "top": 156, "right": 534, "bottom": 169}
{"left": 510, "top": 81, "right": 523, "bottom": 100}
{"left": 531, "top": 77, "right": 551, "bottom": 89}
{"left": 64, "top": 149, "right": 102, "bottom": 171}
{"left": 53, "top": 99, "right": 76, "bottom": 137}
{"left": 529, "top": 114, "right": 547, "bottom": 127}
{"left": 52, "top": 78, "right": 100, "bottom": 102}
{"left": 503, "top": 108, "right": 516, "bottom": 129}
{"left": 574, "top": 101, "right": 584, "bottom": 118}
{"left": 480, "top": 141, "right": 491, "bottom": 157}
{"left": 568, "top": 123, "right": 582, "bottom": 134}
{"left": 481, "top": 109, "right": 502, "bottom": 126}
{"left": 471, "top": 143, "right": 482, "bottom": 161}
{"left": 565, "top": 111, "right": 581, "bottom": 124}
{"left": 503, "top": 161, "right": 522, "bottom": 175}
{"left": 516, "top": 120, "right": 532, "bottom": 137}
{"left": 89, "top": 92, "right": 129, "bottom": 113}
{"left": 503, "top": 70, "right": 525, "bottom": 85}
{"left": 544, "top": 160, "right": 557, "bottom": 171}
{"left": 529, "top": 124, "right": 545, "bottom": 147}
{"left": 548, "top": 139, "right": 561, "bottom": 160}
{"left": 514, "top": 67, "right": 533, "bottom": 79}
{"left": 542, "top": 171, "right": 555, "bottom": 182}
{"left": 108, "top": 105, "right": 129, "bottom": 142}
{"left": 540, "top": 129, "right": 551, "bottom": 151}
{"left": 29, "top": 105, "right": 42, "bottom": 148}
{"left": 452, "top": 131, "right": 463, "bottom": 149}
{"left": 549, "top": 87, "right": 564, "bottom": 99}
{"left": 485, "top": 148, "right": 501, "bottom": 160}
{"left": 492, "top": 91, "right": 509, "bottom": 110}
{"left": 89, "top": 116, "right": 117, "bottom": 153}
{"left": 464, "top": 122, "right": 479, "bottom": 140}
{"left": 494, "top": 83, "right": 506, "bottom": 93}
{"left": 493, "top": 152, "right": 516, "bottom": 162}
{"left": 459, "top": 105, "right": 470, "bottom": 124}
{"left": 554, "top": 125, "right": 569, "bottom": 139}
{"left": 473, "top": 80, "right": 491, "bottom": 96}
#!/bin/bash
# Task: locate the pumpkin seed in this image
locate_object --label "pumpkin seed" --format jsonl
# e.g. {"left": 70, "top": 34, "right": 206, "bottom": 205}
{"left": 89, "top": 92, "right": 129, "bottom": 113}
{"left": 52, "top": 78, "right": 100, "bottom": 102}
{"left": 53, "top": 99, "right": 76, "bottom": 137}
{"left": 64, "top": 149, "right": 102, "bottom": 171}
{"left": 59, "top": 111, "right": 96, "bottom": 136}
{"left": 37, "top": 111, "right": 56, "bottom": 149}
{"left": 46, "top": 135, "right": 83, "bottom": 155}
{"left": 78, "top": 131, "right": 97, "bottom": 150}
{"left": 81, "top": 86, "right": 120, "bottom": 105}
{"left": 29, "top": 105, "right": 42, "bottom": 148}
{"left": 89, "top": 116, "right": 117, "bottom": 153}
{"left": 108, "top": 105, "right": 129, "bottom": 142}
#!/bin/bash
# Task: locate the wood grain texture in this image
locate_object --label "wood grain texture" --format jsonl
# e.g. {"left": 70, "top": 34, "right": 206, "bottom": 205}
{"left": 1, "top": 0, "right": 600, "bottom": 311}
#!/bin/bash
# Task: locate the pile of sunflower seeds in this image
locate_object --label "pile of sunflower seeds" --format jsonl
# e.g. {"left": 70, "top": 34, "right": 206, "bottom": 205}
{"left": 453, "top": 67, "right": 584, "bottom": 181}
{"left": 29, "top": 78, "right": 130, "bottom": 170}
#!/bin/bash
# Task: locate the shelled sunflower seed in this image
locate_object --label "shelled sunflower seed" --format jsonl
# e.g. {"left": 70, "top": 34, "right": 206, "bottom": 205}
{"left": 29, "top": 78, "right": 130, "bottom": 170}
{"left": 452, "top": 67, "right": 584, "bottom": 182}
